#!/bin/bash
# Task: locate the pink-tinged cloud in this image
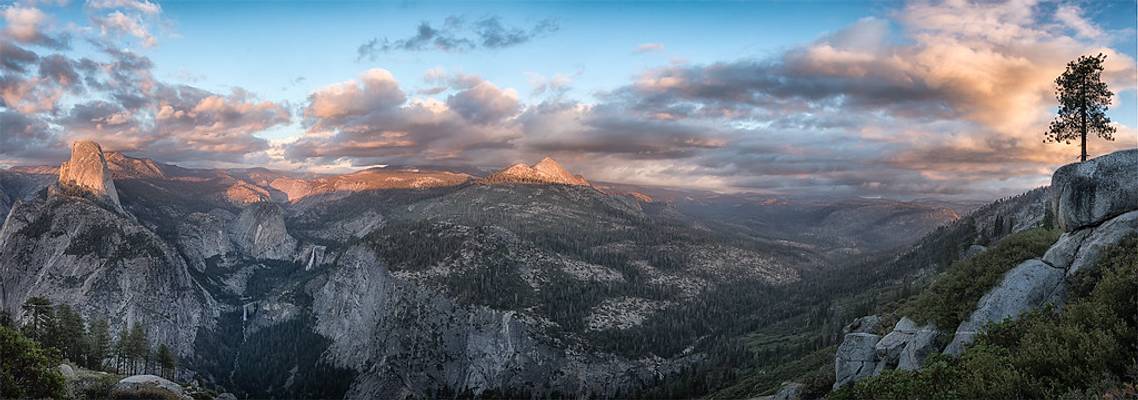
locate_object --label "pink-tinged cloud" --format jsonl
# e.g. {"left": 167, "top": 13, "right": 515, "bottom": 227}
{"left": 86, "top": 0, "right": 162, "bottom": 16}
{"left": 289, "top": 69, "right": 522, "bottom": 166}
{"left": 635, "top": 43, "right": 665, "bottom": 53}
{"left": 2, "top": 5, "right": 67, "bottom": 48}
{"left": 92, "top": 10, "right": 157, "bottom": 47}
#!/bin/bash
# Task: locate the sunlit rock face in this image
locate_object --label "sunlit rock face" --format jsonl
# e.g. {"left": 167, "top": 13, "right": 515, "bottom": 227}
{"left": 57, "top": 141, "right": 122, "bottom": 210}
{"left": 483, "top": 157, "right": 590, "bottom": 186}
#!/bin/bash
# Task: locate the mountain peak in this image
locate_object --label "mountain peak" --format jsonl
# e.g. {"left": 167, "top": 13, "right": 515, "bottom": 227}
{"left": 57, "top": 140, "right": 122, "bottom": 209}
{"left": 484, "top": 157, "right": 590, "bottom": 186}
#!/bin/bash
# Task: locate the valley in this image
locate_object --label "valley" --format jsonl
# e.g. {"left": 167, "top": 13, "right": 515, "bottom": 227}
{"left": 0, "top": 141, "right": 969, "bottom": 398}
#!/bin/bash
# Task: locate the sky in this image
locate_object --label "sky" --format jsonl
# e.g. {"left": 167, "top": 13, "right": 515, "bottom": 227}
{"left": 1, "top": 0, "right": 1136, "bottom": 200}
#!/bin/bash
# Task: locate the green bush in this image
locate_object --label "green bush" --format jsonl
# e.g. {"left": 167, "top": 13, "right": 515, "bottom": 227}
{"left": 830, "top": 234, "right": 1138, "bottom": 400}
{"left": 905, "top": 228, "right": 1060, "bottom": 329}
{"left": 0, "top": 325, "right": 66, "bottom": 399}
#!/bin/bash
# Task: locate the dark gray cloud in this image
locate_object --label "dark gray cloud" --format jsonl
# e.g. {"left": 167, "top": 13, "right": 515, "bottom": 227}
{"left": 356, "top": 15, "right": 558, "bottom": 61}
{"left": 0, "top": 41, "right": 38, "bottom": 73}
{"left": 445, "top": 80, "right": 519, "bottom": 124}
{"left": 38, "top": 54, "right": 82, "bottom": 91}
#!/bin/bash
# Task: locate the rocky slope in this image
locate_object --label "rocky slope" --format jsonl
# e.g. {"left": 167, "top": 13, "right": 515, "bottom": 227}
{"left": 830, "top": 149, "right": 1138, "bottom": 392}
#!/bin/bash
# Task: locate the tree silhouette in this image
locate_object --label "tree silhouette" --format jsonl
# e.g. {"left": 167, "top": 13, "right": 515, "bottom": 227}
{"left": 1044, "top": 53, "right": 1116, "bottom": 162}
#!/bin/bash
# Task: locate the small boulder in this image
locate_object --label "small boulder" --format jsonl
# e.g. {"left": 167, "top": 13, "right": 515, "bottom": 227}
{"left": 897, "top": 325, "right": 939, "bottom": 371}
{"left": 943, "top": 259, "right": 1063, "bottom": 355}
{"left": 755, "top": 382, "right": 802, "bottom": 400}
{"left": 1050, "top": 149, "right": 1138, "bottom": 232}
{"left": 833, "top": 333, "right": 881, "bottom": 389}
{"left": 962, "top": 244, "right": 987, "bottom": 259}
{"left": 875, "top": 317, "right": 919, "bottom": 365}
{"left": 1065, "top": 210, "right": 1138, "bottom": 277}
{"left": 1042, "top": 229, "right": 1091, "bottom": 270}
{"left": 57, "top": 363, "right": 77, "bottom": 380}
{"left": 842, "top": 315, "right": 882, "bottom": 335}
{"left": 110, "top": 375, "right": 192, "bottom": 400}
{"left": 215, "top": 393, "right": 238, "bottom": 400}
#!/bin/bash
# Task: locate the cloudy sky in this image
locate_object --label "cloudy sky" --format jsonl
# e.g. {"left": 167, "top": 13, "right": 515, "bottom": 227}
{"left": 1, "top": 0, "right": 1136, "bottom": 200}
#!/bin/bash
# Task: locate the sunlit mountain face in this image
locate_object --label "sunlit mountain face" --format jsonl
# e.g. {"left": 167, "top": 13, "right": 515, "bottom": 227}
{"left": 1, "top": 1, "right": 1136, "bottom": 400}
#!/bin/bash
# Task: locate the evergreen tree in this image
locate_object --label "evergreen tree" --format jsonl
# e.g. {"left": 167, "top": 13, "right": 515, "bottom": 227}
{"left": 156, "top": 344, "right": 176, "bottom": 379}
{"left": 54, "top": 304, "right": 86, "bottom": 363}
{"left": 20, "top": 297, "right": 55, "bottom": 345}
{"left": 86, "top": 318, "right": 112, "bottom": 370}
{"left": 126, "top": 323, "right": 148, "bottom": 374}
{"left": 113, "top": 329, "right": 128, "bottom": 374}
{"left": 1044, "top": 53, "right": 1117, "bottom": 162}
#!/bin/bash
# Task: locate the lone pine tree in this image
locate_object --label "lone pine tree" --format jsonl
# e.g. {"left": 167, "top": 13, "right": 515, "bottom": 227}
{"left": 1044, "top": 53, "right": 1116, "bottom": 162}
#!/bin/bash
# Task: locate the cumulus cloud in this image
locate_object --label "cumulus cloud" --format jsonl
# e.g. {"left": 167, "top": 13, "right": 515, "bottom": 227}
{"left": 356, "top": 15, "right": 558, "bottom": 61}
{"left": 1, "top": 38, "right": 291, "bottom": 165}
{"left": 445, "top": 80, "right": 519, "bottom": 124}
{"left": 287, "top": 69, "right": 521, "bottom": 165}
{"left": 573, "top": 1, "right": 1136, "bottom": 197}
{"left": 92, "top": 10, "right": 157, "bottom": 47}
{"left": 2, "top": 5, "right": 70, "bottom": 48}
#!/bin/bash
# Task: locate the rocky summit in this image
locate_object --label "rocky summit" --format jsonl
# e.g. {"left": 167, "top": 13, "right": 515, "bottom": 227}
{"left": 56, "top": 141, "right": 122, "bottom": 210}
{"left": 483, "top": 157, "right": 590, "bottom": 186}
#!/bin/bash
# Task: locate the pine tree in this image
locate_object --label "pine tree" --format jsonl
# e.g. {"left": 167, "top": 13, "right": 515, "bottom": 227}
{"left": 53, "top": 304, "right": 86, "bottom": 363}
{"left": 1044, "top": 53, "right": 1117, "bottom": 162}
{"left": 126, "top": 323, "right": 148, "bottom": 374}
{"left": 156, "top": 344, "right": 176, "bottom": 379}
{"left": 20, "top": 297, "right": 55, "bottom": 345}
{"left": 113, "top": 329, "right": 128, "bottom": 374}
{"left": 87, "top": 318, "right": 112, "bottom": 371}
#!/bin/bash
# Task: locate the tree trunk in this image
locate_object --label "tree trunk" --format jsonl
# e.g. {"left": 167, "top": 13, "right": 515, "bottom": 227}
{"left": 1081, "top": 74, "right": 1088, "bottom": 162}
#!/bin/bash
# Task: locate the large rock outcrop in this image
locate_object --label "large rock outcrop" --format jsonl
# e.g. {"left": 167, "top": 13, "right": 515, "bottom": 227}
{"left": 1050, "top": 149, "right": 1138, "bottom": 231}
{"left": 943, "top": 149, "right": 1138, "bottom": 356}
{"left": 57, "top": 141, "right": 122, "bottom": 210}
{"left": 833, "top": 333, "right": 881, "bottom": 389}
{"left": 0, "top": 195, "right": 214, "bottom": 362}
{"left": 834, "top": 316, "right": 941, "bottom": 388}
{"left": 228, "top": 202, "right": 297, "bottom": 260}
{"left": 942, "top": 259, "right": 1064, "bottom": 355}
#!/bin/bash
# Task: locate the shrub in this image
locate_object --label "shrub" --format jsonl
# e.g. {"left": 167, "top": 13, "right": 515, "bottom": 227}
{"left": 0, "top": 325, "right": 66, "bottom": 399}
{"left": 905, "top": 228, "right": 1060, "bottom": 329}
